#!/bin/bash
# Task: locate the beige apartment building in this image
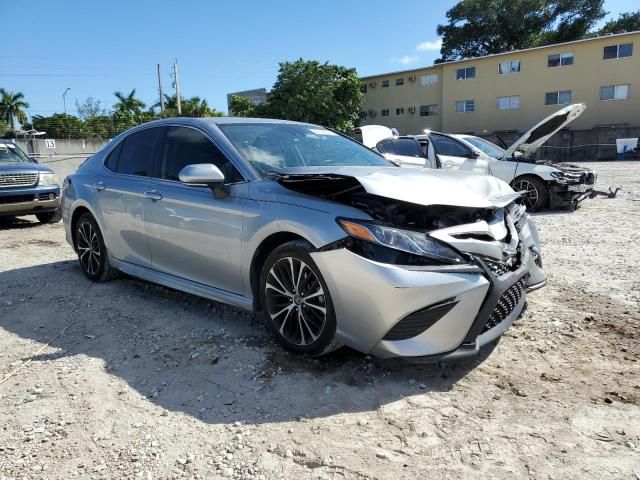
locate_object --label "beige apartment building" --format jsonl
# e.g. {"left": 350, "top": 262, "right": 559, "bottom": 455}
{"left": 360, "top": 31, "right": 640, "bottom": 136}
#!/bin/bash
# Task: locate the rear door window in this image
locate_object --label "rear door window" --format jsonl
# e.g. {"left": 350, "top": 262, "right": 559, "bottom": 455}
{"left": 376, "top": 139, "right": 396, "bottom": 154}
{"left": 393, "top": 139, "right": 423, "bottom": 157}
{"left": 159, "top": 126, "right": 243, "bottom": 183}
{"left": 113, "top": 127, "right": 164, "bottom": 176}
{"left": 430, "top": 134, "right": 472, "bottom": 157}
{"left": 104, "top": 141, "right": 123, "bottom": 171}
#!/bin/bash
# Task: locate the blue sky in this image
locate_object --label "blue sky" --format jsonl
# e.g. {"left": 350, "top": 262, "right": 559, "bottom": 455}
{"left": 2, "top": 0, "right": 637, "bottom": 118}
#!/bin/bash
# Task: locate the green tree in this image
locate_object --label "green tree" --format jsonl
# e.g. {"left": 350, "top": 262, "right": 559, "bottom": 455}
{"left": 229, "top": 95, "right": 257, "bottom": 117}
{"left": 112, "top": 89, "right": 146, "bottom": 131}
{"left": 436, "top": 0, "right": 606, "bottom": 62}
{"left": 82, "top": 115, "right": 116, "bottom": 139}
{"left": 76, "top": 97, "right": 105, "bottom": 120}
{"left": 32, "top": 114, "right": 84, "bottom": 139}
{"left": 598, "top": 10, "right": 640, "bottom": 34}
{"left": 157, "top": 94, "right": 224, "bottom": 118}
{"left": 0, "top": 89, "right": 30, "bottom": 131}
{"left": 260, "top": 59, "right": 363, "bottom": 133}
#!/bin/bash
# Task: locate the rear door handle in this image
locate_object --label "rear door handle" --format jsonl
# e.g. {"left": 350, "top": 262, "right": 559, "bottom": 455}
{"left": 144, "top": 190, "right": 163, "bottom": 201}
{"left": 93, "top": 181, "right": 106, "bottom": 191}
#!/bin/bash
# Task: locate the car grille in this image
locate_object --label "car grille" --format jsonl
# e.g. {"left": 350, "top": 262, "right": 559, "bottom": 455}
{"left": 0, "top": 173, "right": 38, "bottom": 188}
{"left": 0, "top": 194, "right": 35, "bottom": 204}
{"left": 383, "top": 299, "right": 458, "bottom": 341}
{"left": 481, "top": 278, "right": 526, "bottom": 334}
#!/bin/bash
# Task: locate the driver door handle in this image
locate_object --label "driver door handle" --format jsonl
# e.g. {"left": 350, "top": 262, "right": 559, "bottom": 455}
{"left": 144, "top": 190, "right": 163, "bottom": 201}
{"left": 93, "top": 181, "right": 106, "bottom": 191}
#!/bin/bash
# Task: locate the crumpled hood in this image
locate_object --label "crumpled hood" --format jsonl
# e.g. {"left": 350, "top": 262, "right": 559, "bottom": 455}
{"left": 276, "top": 166, "right": 520, "bottom": 208}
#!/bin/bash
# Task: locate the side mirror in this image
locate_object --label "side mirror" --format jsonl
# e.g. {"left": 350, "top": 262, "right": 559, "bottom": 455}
{"left": 30, "top": 156, "right": 39, "bottom": 164}
{"left": 178, "top": 163, "right": 228, "bottom": 198}
{"left": 467, "top": 150, "right": 480, "bottom": 159}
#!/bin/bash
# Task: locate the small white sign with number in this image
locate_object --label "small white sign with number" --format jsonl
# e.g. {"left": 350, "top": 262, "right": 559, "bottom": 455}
{"left": 45, "top": 139, "right": 56, "bottom": 149}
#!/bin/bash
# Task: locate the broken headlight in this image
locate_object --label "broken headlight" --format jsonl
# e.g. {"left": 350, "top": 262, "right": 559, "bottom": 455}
{"left": 338, "top": 219, "right": 464, "bottom": 264}
{"left": 549, "top": 171, "right": 567, "bottom": 184}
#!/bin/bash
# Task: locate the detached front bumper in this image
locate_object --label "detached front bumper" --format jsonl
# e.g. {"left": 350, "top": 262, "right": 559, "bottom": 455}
{"left": 0, "top": 185, "right": 61, "bottom": 216}
{"left": 310, "top": 247, "right": 531, "bottom": 361}
{"left": 548, "top": 180, "right": 595, "bottom": 209}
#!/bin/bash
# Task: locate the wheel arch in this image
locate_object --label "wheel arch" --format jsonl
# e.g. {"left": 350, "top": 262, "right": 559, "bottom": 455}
{"left": 249, "top": 231, "right": 311, "bottom": 311}
{"left": 510, "top": 174, "right": 550, "bottom": 210}
{"left": 69, "top": 202, "right": 98, "bottom": 251}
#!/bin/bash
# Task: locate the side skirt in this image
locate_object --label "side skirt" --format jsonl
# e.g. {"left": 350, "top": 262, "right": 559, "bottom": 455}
{"left": 117, "top": 260, "right": 255, "bottom": 312}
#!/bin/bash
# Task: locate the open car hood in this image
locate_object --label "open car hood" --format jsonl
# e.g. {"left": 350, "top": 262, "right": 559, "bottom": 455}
{"left": 503, "top": 103, "right": 586, "bottom": 158}
{"left": 276, "top": 166, "right": 520, "bottom": 208}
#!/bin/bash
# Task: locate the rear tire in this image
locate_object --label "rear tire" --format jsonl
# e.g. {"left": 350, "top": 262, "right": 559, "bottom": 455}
{"left": 511, "top": 175, "right": 549, "bottom": 212}
{"left": 259, "top": 240, "right": 340, "bottom": 356}
{"left": 36, "top": 208, "right": 62, "bottom": 224}
{"left": 75, "top": 212, "right": 120, "bottom": 281}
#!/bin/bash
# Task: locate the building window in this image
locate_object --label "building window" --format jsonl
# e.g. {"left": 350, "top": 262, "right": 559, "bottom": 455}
{"left": 603, "top": 43, "right": 633, "bottom": 60}
{"left": 360, "top": 111, "right": 368, "bottom": 121}
{"left": 497, "top": 95, "right": 520, "bottom": 110}
{"left": 545, "top": 90, "right": 572, "bottom": 105}
{"left": 381, "top": 80, "right": 389, "bottom": 88}
{"left": 456, "top": 67, "right": 476, "bottom": 80}
{"left": 455, "top": 100, "right": 475, "bottom": 112}
{"left": 498, "top": 60, "right": 520, "bottom": 75}
{"left": 600, "top": 84, "right": 630, "bottom": 101}
{"left": 360, "top": 84, "right": 368, "bottom": 94}
{"left": 420, "top": 73, "right": 438, "bottom": 86}
{"left": 395, "top": 107, "right": 404, "bottom": 115}
{"left": 420, "top": 104, "right": 438, "bottom": 116}
{"left": 395, "top": 78, "right": 404, "bottom": 86}
{"left": 381, "top": 109, "right": 390, "bottom": 116}
{"left": 548, "top": 52, "right": 574, "bottom": 67}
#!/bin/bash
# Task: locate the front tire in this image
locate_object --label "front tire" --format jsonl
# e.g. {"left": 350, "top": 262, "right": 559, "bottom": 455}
{"left": 75, "top": 212, "right": 120, "bottom": 281}
{"left": 259, "top": 240, "right": 339, "bottom": 356}
{"left": 36, "top": 208, "right": 62, "bottom": 224}
{"left": 511, "top": 176, "right": 549, "bottom": 212}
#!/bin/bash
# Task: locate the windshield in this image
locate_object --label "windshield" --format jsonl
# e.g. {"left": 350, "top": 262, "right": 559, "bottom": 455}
{"left": 462, "top": 136, "right": 506, "bottom": 159}
{"left": 0, "top": 142, "right": 31, "bottom": 163}
{"left": 218, "top": 123, "right": 392, "bottom": 174}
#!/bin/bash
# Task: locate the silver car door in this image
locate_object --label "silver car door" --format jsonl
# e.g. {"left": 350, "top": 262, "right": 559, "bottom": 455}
{"left": 144, "top": 125, "right": 246, "bottom": 294}
{"left": 94, "top": 127, "right": 163, "bottom": 268}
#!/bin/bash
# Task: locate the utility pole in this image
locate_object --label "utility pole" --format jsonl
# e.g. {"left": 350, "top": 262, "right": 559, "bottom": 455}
{"left": 172, "top": 60, "right": 181, "bottom": 116}
{"left": 157, "top": 64, "right": 165, "bottom": 112}
{"left": 62, "top": 87, "right": 71, "bottom": 116}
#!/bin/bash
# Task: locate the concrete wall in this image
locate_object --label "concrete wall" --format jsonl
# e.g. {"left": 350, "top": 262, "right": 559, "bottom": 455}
{"left": 15, "top": 138, "right": 108, "bottom": 178}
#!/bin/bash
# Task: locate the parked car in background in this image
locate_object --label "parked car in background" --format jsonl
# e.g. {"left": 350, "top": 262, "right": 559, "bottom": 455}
{"left": 62, "top": 117, "right": 546, "bottom": 361}
{"left": 412, "top": 104, "right": 597, "bottom": 211}
{"left": 353, "top": 126, "right": 436, "bottom": 168}
{"left": 0, "top": 141, "right": 61, "bottom": 223}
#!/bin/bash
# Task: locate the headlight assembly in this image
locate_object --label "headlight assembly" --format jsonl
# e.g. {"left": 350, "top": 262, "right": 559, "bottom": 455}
{"left": 338, "top": 218, "right": 464, "bottom": 264}
{"left": 549, "top": 171, "right": 566, "bottom": 183}
{"left": 39, "top": 172, "right": 60, "bottom": 186}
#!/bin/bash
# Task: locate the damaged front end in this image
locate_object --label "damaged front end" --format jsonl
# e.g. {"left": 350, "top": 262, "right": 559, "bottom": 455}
{"left": 277, "top": 170, "right": 546, "bottom": 360}
{"left": 546, "top": 162, "right": 598, "bottom": 209}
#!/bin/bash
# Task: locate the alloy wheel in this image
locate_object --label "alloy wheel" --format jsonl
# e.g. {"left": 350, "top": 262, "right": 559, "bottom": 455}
{"left": 77, "top": 221, "right": 101, "bottom": 276}
{"left": 264, "top": 257, "right": 327, "bottom": 346}
{"left": 514, "top": 179, "right": 539, "bottom": 210}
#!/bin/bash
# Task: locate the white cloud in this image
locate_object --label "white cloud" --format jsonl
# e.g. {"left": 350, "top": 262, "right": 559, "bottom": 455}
{"left": 391, "top": 55, "right": 419, "bottom": 65}
{"left": 416, "top": 39, "right": 442, "bottom": 51}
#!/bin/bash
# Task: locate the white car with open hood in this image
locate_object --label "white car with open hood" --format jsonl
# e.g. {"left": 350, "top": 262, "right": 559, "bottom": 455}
{"left": 414, "top": 104, "right": 597, "bottom": 211}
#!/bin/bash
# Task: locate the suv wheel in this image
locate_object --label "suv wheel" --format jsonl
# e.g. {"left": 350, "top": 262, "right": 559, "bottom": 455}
{"left": 512, "top": 176, "right": 549, "bottom": 212}
{"left": 75, "top": 212, "right": 120, "bottom": 281}
{"left": 259, "top": 240, "right": 340, "bottom": 356}
{"left": 36, "top": 209, "right": 62, "bottom": 224}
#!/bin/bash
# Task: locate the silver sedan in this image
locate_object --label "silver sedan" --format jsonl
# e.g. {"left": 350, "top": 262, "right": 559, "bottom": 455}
{"left": 62, "top": 118, "right": 546, "bottom": 360}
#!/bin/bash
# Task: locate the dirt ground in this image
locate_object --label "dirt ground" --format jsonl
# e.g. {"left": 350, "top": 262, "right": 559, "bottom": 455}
{"left": 1, "top": 161, "right": 639, "bottom": 480}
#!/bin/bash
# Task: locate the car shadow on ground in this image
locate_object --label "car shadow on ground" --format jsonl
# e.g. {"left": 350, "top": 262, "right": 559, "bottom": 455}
{"left": 0, "top": 260, "right": 498, "bottom": 425}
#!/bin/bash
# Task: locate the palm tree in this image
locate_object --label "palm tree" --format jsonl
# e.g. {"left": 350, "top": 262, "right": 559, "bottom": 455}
{"left": 0, "top": 89, "right": 30, "bottom": 131}
{"left": 157, "top": 94, "right": 222, "bottom": 117}
{"left": 113, "top": 88, "right": 146, "bottom": 117}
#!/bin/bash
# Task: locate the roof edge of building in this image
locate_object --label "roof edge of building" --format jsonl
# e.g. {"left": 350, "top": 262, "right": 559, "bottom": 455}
{"left": 359, "top": 30, "right": 640, "bottom": 80}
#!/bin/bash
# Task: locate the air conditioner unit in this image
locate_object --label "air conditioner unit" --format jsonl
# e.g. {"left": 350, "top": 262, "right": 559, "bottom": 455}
{"left": 368, "top": 82, "right": 377, "bottom": 88}
{"left": 408, "top": 75, "right": 416, "bottom": 82}
{"left": 408, "top": 106, "right": 416, "bottom": 114}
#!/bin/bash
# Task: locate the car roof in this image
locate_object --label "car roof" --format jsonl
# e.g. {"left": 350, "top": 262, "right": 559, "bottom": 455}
{"left": 135, "top": 117, "right": 314, "bottom": 128}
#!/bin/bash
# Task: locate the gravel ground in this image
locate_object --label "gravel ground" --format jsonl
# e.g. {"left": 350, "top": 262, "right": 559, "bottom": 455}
{"left": 0, "top": 161, "right": 639, "bottom": 480}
